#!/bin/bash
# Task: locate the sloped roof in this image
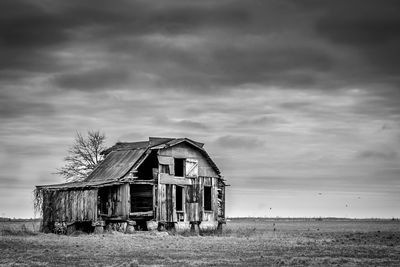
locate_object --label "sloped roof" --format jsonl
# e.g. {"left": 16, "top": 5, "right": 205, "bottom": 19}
{"left": 37, "top": 137, "right": 220, "bottom": 190}
{"left": 101, "top": 141, "right": 149, "bottom": 155}
{"left": 85, "top": 148, "right": 147, "bottom": 182}
{"left": 36, "top": 179, "right": 124, "bottom": 190}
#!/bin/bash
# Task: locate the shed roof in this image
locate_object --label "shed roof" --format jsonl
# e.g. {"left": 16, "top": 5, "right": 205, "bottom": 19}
{"left": 36, "top": 179, "right": 124, "bottom": 190}
{"left": 37, "top": 137, "right": 220, "bottom": 190}
{"left": 85, "top": 148, "right": 147, "bottom": 182}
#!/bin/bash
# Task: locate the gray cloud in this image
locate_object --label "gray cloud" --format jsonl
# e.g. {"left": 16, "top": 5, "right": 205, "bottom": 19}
{"left": 214, "top": 135, "right": 263, "bottom": 149}
{"left": 0, "top": 176, "right": 27, "bottom": 190}
{"left": 357, "top": 150, "right": 398, "bottom": 161}
{"left": 0, "top": 94, "right": 55, "bottom": 119}
{"left": 1, "top": 0, "right": 399, "bottom": 95}
{"left": 1, "top": 0, "right": 400, "bottom": 218}
{"left": 238, "top": 116, "right": 288, "bottom": 126}
{"left": 315, "top": 0, "right": 400, "bottom": 80}
{"left": 175, "top": 120, "right": 208, "bottom": 130}
{"left": 53, "top": 68, "right": 132, "bottom": 90}
{"left": 152, "top": 116, "right": 209, "bottom": 132}
{"left": 2, "top": 143, "right": 53, "bottom": 157}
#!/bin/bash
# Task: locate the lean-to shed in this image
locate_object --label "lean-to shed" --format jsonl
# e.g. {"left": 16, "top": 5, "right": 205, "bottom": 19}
{"left": 36, "top": 137, "right": 226, "bottom": 233}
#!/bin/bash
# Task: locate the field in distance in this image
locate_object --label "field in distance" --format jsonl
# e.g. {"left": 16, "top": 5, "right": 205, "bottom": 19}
{"left": 1, "top": 218, "right": 400, "bottom": 266}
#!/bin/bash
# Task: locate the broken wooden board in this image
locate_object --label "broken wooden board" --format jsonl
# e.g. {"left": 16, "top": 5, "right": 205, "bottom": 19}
{"left": 159, "top": 173, "right": 192, "bottom": 185}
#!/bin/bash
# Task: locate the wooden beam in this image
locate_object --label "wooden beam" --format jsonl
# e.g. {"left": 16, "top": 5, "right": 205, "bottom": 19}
{"left": 129, "top": 211, "right": 154, "bottom": 217}
{"left": 130, "top": 179, "right": 156, "bottom": 185}
{"left": 159, "top": 173, "right": 192, "bottom": 185}
{"left": 172, "top": 185, "right": 177, "bottom": 222}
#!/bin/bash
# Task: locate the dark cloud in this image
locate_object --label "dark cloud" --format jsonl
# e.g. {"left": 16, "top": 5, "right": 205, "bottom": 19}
{"left": 314, "top": 0, "right": 400, "bottom": 45}
{"left": 315, "top": 0, "right": 400, "bottom": 78}
{"left": 0, "top": 94, "right": 55, "bottom": 119}
{"left": 357, "top": 150, "right": 398, "bottom": 161}
{"left": 1, "top": 0, "right": 399, "bottom": 94}
{"left": 53, "top": 68, "right": 132, "bottom": 90}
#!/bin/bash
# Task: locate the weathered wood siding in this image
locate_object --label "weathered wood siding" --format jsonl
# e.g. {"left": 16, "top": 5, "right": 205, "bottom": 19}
{"left": 99, "top": 184, "right": 130, "bottom": 219}
{"left": 158, "top": 142, "right": 218, "bottom": 177}
{"left": 156, "top": 142, "right": 221, "bottom": 223}
{"left": 217, "top": 178, "right": 225, "bottom": 220}
{"left": 154, "top": 142, "right": 225, "bottom": 223}
{"left": 42, "top": 189, "right": 98, "bottom": 231}
{"left": 157, "top": 174, "right": 220, "bottom": 223}
{"left": 119, "top": 184, "right": 130, "bottom": 218}
{"left": 130, "top": 184, "right": 152, "bottom": 212}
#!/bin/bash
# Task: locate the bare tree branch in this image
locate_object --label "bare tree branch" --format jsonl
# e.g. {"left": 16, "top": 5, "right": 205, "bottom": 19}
{"left": 56, "top": 130, "right": 106, "bottom": 182}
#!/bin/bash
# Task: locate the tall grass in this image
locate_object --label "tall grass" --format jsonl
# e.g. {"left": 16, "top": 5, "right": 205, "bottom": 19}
{"left": 1, "top": 224, "right": 38, "bottom": 236}
{"left": 0, "top": 220, "right": 40, "bottom": 236}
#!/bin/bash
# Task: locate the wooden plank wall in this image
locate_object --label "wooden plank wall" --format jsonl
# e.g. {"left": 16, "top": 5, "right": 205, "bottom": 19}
{"left": 159, "top": 173, "right": 192, "bottom": 185}
{"left": 156, "top": 175, "right": 220, "bottom": 223}
{"left": 42, "top": 189, "right": 98, "bottom": 226}
{"left": 217, "top": 178, "right": 225, "bottom": 220}
{"left": 158, "top": 183, "right": 167, "bottom": 221}
{"left": 156, "top": 142, "right": 223, "bottom": 223}
{"left": 130, "top": 184, "right": 152, "bottom": 213}
{"left": 166, "top": 185, "right": 172, "bottom": 222}
{"left": 119, "top": 184, "right": 130, "bottom": 218}
{"left": 158, "top": 142, "right": 218, "bottom": 177}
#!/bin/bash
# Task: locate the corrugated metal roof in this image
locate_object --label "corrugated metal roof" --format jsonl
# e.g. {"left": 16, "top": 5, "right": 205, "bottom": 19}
{"left": 36, "top": 180, "right": 123, "bottom": 190}
{"left": 149, "top": 137, "right": 175, "bottom": 147}
{"left": 164, "top": 138, "right": 204, "bottom": 148}
{"left": 85, "top": 148, "right": 147, "bottom": 182}
{"left": 101, "top": 141, "right": 149, "bottom": 155}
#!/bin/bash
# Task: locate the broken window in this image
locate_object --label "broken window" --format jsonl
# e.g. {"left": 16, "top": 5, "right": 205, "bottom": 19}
{"left": 160, "top": 164, "right": 170, "bottom": 174}
{"left": 176, "top": 186, "right": 183, "bottom": 211}
{"left": 174, "top": 158, "right": 185, "bottom": 177}
{"left": 204, "top": 186, "right": 212, "bottom": 211}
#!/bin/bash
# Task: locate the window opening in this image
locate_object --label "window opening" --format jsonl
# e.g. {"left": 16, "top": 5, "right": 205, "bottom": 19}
{"left": 174, "top": 158, "right": 185, "bottom": 177}
{"left": 160, "top": 164, "right": 170, "bottom": 174}
{"left": 176, "top": 186, "right": 183, "bottom": 211}
{"left": 204, "top": 186, "right": 212, "bottom": 211}
{"left": 98, "top": 187, "right": 109, "bottom": 215}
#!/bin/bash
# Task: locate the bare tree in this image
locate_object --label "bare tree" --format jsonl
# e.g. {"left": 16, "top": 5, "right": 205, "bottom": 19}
{"left": 57, "top": 130, "right": 106, "bottom": 182}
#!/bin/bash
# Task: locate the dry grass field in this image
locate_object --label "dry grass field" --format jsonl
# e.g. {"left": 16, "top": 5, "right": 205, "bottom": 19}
{"left": 1, "top": 218, "right": 400, "bottom": 266}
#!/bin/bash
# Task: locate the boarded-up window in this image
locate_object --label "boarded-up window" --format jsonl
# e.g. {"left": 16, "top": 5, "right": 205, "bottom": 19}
{"left": 185, "top": 159, "right": 198, "bottom": 177}
{"left": 174, "top": 158, "right": 185, "bottom": 177}
{"left": 204, "top": 186, "right": 212, "bottom": 211}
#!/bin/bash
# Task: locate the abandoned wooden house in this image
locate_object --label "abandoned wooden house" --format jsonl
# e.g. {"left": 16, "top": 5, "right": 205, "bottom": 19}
{"left": 35, "top": 137, "right": 226, "bottom": 233}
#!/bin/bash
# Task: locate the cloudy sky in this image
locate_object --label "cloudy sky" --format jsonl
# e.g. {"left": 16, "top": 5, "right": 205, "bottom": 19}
{"left": 1, "top": 0, "right": 400, "bottom": 218}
